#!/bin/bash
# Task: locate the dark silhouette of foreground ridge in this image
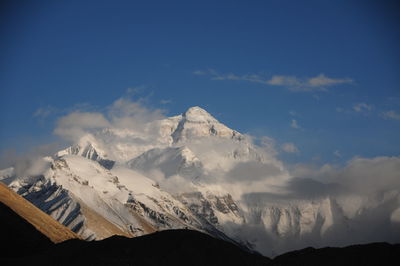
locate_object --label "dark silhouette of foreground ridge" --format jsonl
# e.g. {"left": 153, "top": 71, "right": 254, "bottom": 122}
{"left": 272, "top": 243, "right": 400, "bottom": 266}
{"left": 0, "top": 182, "right": 78, "bottom": 244}
{"left": 0, "top": 201, "right": 268, "bottom": 265}
{"left": 0, "top": 202, "right": 53, "bottom": 257}
{"left": 1, "top": 200, "right": 400, "bottom": 266}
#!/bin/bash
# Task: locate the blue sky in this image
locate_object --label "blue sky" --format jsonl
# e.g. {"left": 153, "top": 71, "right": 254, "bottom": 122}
{"left": 1, "top": 0, "right": 399, "bottom": 165}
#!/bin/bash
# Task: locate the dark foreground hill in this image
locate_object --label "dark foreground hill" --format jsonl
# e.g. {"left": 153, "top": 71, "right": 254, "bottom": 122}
{"left": 0, "top": 199, "right": 269, "bottom": 265}
{"left": 271, "top": 243, "right": 400, "bottom": 266}
{"left": 0, "top": 182, "right": 78, "bottom": 244}
{"left": 0, "top": 202, "right": 53, "bottom": 257}
{"left": 1, "top": 198, "right": 400, "bottom": 266}
{"left": 1, "top": 224, "right": 269, "bottom": 266}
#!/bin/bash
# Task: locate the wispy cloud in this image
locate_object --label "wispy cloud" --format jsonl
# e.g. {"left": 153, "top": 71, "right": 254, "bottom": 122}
{"left": 160, "top": 99, "right": 172, "bottom": 105}
{"left": 382, "top": 110, "right": 400, "bottom": 120}
{"left": 353, "top": 103, "right": 373, "bottom": 113}
{"left": 336, "top": 103, "right": 374, "bottom": 115}
{"left": 291, "top": 119, "right": 300, "bottom": 129}
{"left": 126, "top": 86, "right": 146, "bottom": 96}
{"left": 282, "top": 143, "right": 299, "bottom": 153}
{"left": 193, "top": 69, "right": 353, "bottom": 92}
{"left": 54, "top": 111, "right": 111, "bottom": 142}
{"left": 192, "top": 70, "right": 207, "bottom": 75}
{"left": 33, "top": 106, "right": 58, "bottom": 119}
{"left": 53, "top": 97, "right": 167, "bottom": 145}
{"left": 333, "top": 150, "right": 342, "bottom": 158}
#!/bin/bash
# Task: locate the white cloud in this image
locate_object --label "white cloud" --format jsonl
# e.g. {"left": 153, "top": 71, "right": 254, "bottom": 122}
{"left": 290, "top": 119, "right": 300, "bottom": 129}
{"left": 307, "top": 74, "right": 352, "bottom": 87}
{"left": 267, "top": 74, "right": 348, "bottom": 92}
{"left": 211, "top": 72, "right": 269, "bottom": 85}
{"left": 54, "top": 111, "right": 110, "bottom": 142}
{"left": 334, "top": 150, "right": 341, "bottom": 158}
{"left": 267, "top": 75, "right": 299, "bottom": 86}
{"left": 108, "top": 98, "right": 165, "bottom": 129}
{"left": 281, "top": 143, "right": 299, "bottom": 153}
{"left": 226, "top": 161, "right": 284, "bottom": 183}
{"left": 194, "top": 69, "right": 353, "bottom": 92}
{"left": 312, "top": 94, "right": 321, "bottom": 100}
{"left": 284, "top": 73, "right": 352, "bottom": 92}
{"left": 58, "top": 112, "right": 110, "bottom": 128}
{"left": 336, "top": 103, "right": 375, "bottom": 115}
{"left": 143, "top": 169, "right": 196, "bottom": 195}
{"left": 289, "top": 163, "right": 336, "bottom": 181}
{"left": 160, "top": 99, "right": 172, "bottom": 104}
{"left": 10, "top": 94, "right": 400, "bottom": 256}
{"left": 33, "top": 106, "right": 57, "bottom": 119}
{"left": 240, "top": 155, "right": 400, "bottom": 255}
{"left": 259, "top": 136, "right": 277, "bottom": 155}
{"left": 0, "top": 143, "right": 61, "bottom": 178}
{"left": 382, "top": 110, "right": 400, "bottom": 120}
{"left": 53, "top": 97, "right": 166, "bottom": 144}
{"left": 289, "top": 156, "right": 400, "bottom": 196}
{"left": 337, "top": 156, "right": 400, "bottom": 195}
{"left": 193, "top": 70, "right": 206, "bottom": 75}
{"left": 353, "top": 103, "right": 373, "bottom": 113}
{"left": 126, "top": 85, "right": 146, "bottom": 96}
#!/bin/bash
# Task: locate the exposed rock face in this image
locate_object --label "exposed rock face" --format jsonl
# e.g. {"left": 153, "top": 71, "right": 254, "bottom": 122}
{"left": 179, "top": 192, "right": 244, "bottom": 226}
{"left": 14, "top": 176, "right": 90, "bottom": 237}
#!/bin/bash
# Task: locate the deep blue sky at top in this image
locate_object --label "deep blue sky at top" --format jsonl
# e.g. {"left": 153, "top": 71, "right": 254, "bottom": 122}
{"left": 0, "top": 0, "right": 399, "bottom": 165}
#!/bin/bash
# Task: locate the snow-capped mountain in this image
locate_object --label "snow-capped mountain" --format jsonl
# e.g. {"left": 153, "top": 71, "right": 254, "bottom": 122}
{"left": 9, "top": 154, "right": 222, "bottom": 241}
{"left": 170, "top": 106, "right": 244, "bottom": 143}
{"left": 2, "top": 106, "right": 399, "bottom": 256}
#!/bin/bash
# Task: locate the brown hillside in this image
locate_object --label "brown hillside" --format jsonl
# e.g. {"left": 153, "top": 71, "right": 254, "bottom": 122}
{"left": 0, "top": 182, "right": 79, "bottom": 243}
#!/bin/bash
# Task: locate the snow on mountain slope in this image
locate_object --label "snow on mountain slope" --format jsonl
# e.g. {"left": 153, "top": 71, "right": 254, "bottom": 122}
{"left": 125, "top": 144, "right": 250, "bottom": 235}
{"left": 178, "top": 190, "right": 245, "bottom": 227}
{"left": 8, "top": 155, "right": 212, "bottom": 240}
{"left": 57, "top": 134, "right": 115, "bottom": 169}
{"left": 171, "top": 106, "right": 243, "bottom": 143}
{"left": 60, "top": 106, "right": 248, "bottom": 165}
{"left": 0, "top": 106, "right": 331, "bottom": 253}
{"left": 254, "top": 198, "right": 346, "bottom": 238}
{"left": 3, "top": 105, "right": 399, "bottom": 256}
{"left": 127, "top": 146, "right": 204, "bottom": 180}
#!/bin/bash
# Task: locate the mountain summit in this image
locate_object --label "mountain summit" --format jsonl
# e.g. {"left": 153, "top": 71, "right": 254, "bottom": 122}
{"left": 172, "top": 106, "right": 242, "bottom": 143}
{"left": 183, "top": 106, "right": 218, "bottom": 123}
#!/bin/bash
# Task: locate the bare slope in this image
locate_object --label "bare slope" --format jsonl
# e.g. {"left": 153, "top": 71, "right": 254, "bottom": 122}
{"left": 0, "top": 182, "right": 78, "bottom": 243}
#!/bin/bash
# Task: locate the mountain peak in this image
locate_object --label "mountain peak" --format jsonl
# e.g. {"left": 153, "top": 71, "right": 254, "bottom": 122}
{"left": 183, "top": 106, "right": 217, "bottom": 123}
{"left": 169, "top": 106, "right": 241, "bottom": 143}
